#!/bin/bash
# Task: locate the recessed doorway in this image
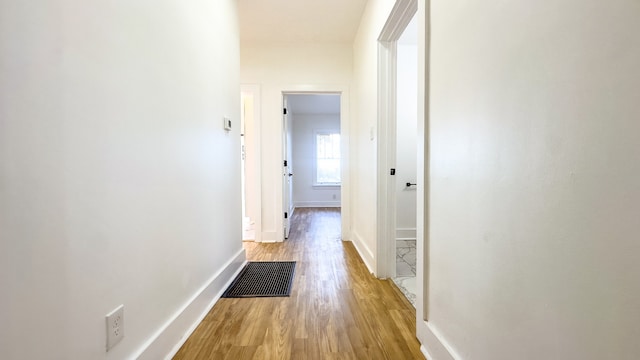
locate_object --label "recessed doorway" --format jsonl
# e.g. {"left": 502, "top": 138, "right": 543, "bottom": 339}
{"left": 282, "top": 93, "right": 342, "bottom": 238}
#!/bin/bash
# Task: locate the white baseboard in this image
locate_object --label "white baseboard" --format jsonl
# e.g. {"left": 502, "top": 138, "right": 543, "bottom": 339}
{"left": 397, "top": 237, "right": 417, "bottom": 242}
{"left": 294, "top": 201, "right": 341, "bottom": 208}
{"left": 420, "top": 345, "right": 430, "bottom": 359}
{"left": 348, "top": 230, "right": 375, "bottom": 274}
{"left": 417, "top": 320, "right": 458, "bottom": 360}
{"left": 396, "top": 227, "right": 417, "bottom": 241}
{"left": 134, "top": 248, "right": 247, "bottom": 360}
{"left": 260, "top": 231, "right": 279, "bottom": 242}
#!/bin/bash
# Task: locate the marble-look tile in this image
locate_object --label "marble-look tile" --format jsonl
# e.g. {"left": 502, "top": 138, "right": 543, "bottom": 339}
{"left": 393, "top": 276, "right": 416, "bottom": 307}
{"left": 396, "top": 247, "right": 412, "bottom": 257}
{"left": 395, "top": 240, "right": 417, "bottom": 305}
{"left": 396, "top": 240, "right": 416, "bottom": 249}
{"left": 396, "top": 261, "right": 414, "bottom": 277}
{"left": 402, "top": 251, "right": 416, "bottom": 265}
{"left": 396, "top": 240, "right": 416, "bottom": 276}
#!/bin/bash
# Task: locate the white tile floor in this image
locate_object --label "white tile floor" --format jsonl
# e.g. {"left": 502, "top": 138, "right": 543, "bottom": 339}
{"left": 393, "top": 276, "right": 416, "bottom": 306}
{"left": 394, "top": 240, "right": 416, "bottom": 307}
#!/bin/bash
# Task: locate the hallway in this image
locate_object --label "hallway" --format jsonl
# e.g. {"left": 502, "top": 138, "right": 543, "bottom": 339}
{"left": 173, "top": 208, "right": 424, "bottom": 359}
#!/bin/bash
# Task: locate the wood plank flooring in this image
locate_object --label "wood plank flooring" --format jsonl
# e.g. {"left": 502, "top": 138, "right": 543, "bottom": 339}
{"left": 173, "top": 208, "right": 425, "bottom": 360}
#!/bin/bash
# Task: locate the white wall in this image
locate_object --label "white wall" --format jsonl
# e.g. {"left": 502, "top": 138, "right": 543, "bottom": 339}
{"left": 352, "top": 0, "right": 396, "bottom": 271}
{"left": 395, "top": 42, "right": 418, "bottom": 240}
{"left": 291, "top": 113, "right": 342, "bottom": 208}
{"left": 422, "top": 0, "right": 640, "bottom": 359}
{"left": 0, "top": 1, "right": 245, "bottom": 359}
{"left": 241, "top": 87, "right": 261, "bottom": 240}
{"left": 240, "top": 43, "right": 352, "bottom": 242}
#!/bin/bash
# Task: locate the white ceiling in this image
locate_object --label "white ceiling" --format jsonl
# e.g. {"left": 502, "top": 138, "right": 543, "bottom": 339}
{"left": 237, "top": 0, "right": 368, "bottom": 43}
{"left": 287, "top": 94, "right": 340, "bottom": 114}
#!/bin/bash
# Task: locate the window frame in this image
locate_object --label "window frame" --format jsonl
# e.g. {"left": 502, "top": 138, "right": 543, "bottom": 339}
{"left": 313, "top": 130, "right": 341, "bottom": 187}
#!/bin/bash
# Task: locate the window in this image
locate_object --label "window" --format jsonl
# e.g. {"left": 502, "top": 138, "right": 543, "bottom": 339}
{"left": 315, "top": 132, "right": 341, "bottom": 184}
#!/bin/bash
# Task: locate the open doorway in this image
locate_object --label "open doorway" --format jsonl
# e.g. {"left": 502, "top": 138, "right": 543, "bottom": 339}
{"left": 283, "top": 93, "right": 342, "bottom": 239}
{"left": 376, "top": 0, "right": 418, "bottom": 307}
{"left": 393, "top": 15, "right": 418, "bottom": 305}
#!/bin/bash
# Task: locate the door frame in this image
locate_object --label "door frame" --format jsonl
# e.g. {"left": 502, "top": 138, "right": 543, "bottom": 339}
{"left": 281, "top": 85, "right": 351, "bottom": 241}
{"left": 282, "top": 95, "right": 292, "bottom": 239}
{"left": 241, "top": 85, "right": 262, "bottom": 242}
{"left": 376, "top": 0, "right": 417, "bottom": 279}
{"left": 378, "top": 0, "right": 434, "bottom": 347}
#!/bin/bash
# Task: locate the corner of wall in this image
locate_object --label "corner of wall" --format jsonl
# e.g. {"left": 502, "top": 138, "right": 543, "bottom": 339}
{"left": 135, "top": 249, "right": 247, "bottom": 360}
{"left": 417, "top": 320, "right": 458, "bottom": 360}
{"left": 348, "top": 230, "right": 375, "bottom": 274}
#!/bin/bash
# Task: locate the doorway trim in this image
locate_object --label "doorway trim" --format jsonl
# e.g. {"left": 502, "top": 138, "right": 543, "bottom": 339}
{"left": 378, "top": 1, "right": 447, "bottom": 357}
{"left": 280, "top": 85, "right": 351, "bottom": 242}
{"left": 376, "top": 0, "right": 417, "bottom": 280}
{"left": 282, "top": 95, "right": 292, "bottom": 239}
{"left": 241, "top": 84, "right": 262, "bottom": 242}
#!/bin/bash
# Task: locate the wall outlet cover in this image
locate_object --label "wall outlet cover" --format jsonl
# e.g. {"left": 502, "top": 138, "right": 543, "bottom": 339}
{"left": 106, "top": 305, "right": 125, "bottom": 351}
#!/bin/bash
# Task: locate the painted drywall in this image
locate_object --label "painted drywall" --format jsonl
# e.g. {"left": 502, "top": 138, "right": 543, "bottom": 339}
{"left": 0, "top": 1, "right": 244, "bottom": 359}
{"left": 240, "top": 43, "right": 352, "bottom": 241}
{"left": 395, "top": 41, "right": 418, "bottom": 240}
{"left": 352, "top": 0, "right": 397, "bottom": 271}
{"left": 424, "top": 0, "right": 640, "bottom": 359}
{"left": 241, "top": 87, "right": 261, "bottom": 241}
{"left": 291, "top": 113, "right": 342, "bottom": 207}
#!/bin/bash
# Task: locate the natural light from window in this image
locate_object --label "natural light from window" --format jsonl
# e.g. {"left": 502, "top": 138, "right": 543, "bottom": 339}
{"left": 316, "top": 133, "right": 341, "bottom": 184}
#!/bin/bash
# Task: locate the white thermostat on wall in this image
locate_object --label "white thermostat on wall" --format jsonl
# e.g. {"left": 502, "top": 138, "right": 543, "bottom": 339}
{"left": 223, "top": 117, "right": 232, "bottom": 131}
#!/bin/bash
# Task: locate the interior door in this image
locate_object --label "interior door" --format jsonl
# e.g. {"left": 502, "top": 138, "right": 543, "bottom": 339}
{"left": 283, "top": 95, "right": 293, "bottom": 239}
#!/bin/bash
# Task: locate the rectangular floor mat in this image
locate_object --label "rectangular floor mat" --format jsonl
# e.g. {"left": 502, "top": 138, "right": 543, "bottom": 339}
{"left": 222, "top": 261, "right": 296, "bottom": 298}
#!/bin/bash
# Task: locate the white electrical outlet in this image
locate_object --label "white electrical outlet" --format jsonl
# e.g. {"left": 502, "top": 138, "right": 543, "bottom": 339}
{"left": 106, "top": 305, "right": 124, "bottom": 351}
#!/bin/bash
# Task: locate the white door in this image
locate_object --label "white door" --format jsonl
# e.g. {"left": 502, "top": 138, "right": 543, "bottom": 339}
{"left": 283, "top": 96, "right": 293, "bottom": 239}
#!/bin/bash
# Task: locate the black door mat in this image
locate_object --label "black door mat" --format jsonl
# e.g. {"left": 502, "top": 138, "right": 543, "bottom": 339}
{"left": 222, "top": 261, "right": 296, "bottom": 298}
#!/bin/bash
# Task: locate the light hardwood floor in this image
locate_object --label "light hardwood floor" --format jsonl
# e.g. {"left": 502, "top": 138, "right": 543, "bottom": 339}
{"left": 173, "top": 208, "right": 425, "bottom": 360}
